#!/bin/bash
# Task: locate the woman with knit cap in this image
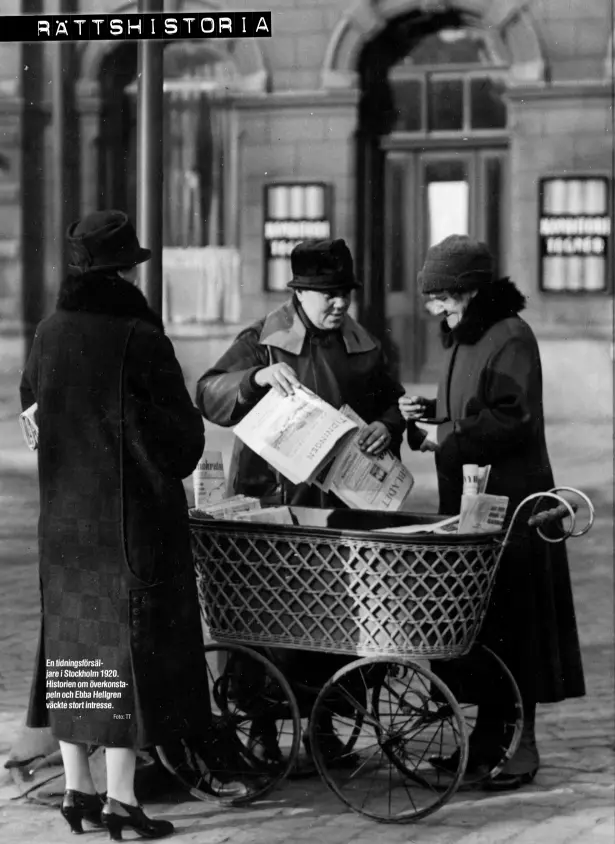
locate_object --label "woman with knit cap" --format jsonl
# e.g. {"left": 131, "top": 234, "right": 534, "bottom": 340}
{"left": 399, "top": 234, "right": 585, "bottom": 790}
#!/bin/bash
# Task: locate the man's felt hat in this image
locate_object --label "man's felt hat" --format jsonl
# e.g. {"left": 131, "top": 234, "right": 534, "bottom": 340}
{"left": 287, "top": 238, "right": 360, "bottom": 292}
{"left": 66, "top": 210, "right": 151, "bottom": 275}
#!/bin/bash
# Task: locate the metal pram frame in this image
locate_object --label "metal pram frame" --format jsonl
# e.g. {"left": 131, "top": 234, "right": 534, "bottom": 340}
{"left": 156, "top": 487, "right": 594, "bottom": 824}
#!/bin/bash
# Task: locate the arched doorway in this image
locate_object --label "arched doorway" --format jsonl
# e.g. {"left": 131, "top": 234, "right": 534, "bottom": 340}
{"left": 357, "top": 10, "right": 510, "bottom": 382}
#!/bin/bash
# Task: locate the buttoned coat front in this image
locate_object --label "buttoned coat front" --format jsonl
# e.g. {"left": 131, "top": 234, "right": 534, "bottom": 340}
{"left": 21, "top": 273, "right": 210, "bottom": 748}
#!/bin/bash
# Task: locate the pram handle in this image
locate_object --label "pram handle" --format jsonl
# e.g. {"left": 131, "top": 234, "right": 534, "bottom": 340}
{"left": 527, "top": 502, "right": 578, "bottom": 527}
{"left": 501, "top": 488, "right": 594, "bottom": 549}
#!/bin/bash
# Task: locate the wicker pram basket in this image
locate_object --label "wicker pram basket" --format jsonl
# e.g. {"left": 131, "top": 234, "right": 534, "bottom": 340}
{"left": 190, "top": 509, "right": 504, "bottom": 660}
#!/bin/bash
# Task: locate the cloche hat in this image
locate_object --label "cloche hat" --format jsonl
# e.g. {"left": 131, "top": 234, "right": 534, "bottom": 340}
{"left": 66, "top": 210, "right": 151, "bottom": 275}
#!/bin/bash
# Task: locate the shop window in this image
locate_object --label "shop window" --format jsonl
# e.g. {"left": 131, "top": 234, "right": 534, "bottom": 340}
{"left": 162, "top": 44, "right": 236, "bottom": 248}
{"left": 389, "top": 27, "right": 508, "bottom": 135}
{"left": 125, "top": 43, "right": 236, "bottom": 248}
{"left": 539, "top": 177, "right": 612, "bottom": 294}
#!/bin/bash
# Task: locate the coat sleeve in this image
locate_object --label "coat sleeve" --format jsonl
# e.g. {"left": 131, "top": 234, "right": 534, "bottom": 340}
{"left": 368, "top": 349, "right": 406, "bottom": 455}
{"left": 19, "top": 328, "right": 42, "bottom": 410}
{"left": 195, "top": 325, "right": 270, "bottom": 427}
{"left": 437, "top": 337, "right": 538, "bottom": 467}
{"left": 406, "top": 423, "right": 428, "bottom": 451}
{"left": 124, "top": 325, "right": 205, "bottom": 479}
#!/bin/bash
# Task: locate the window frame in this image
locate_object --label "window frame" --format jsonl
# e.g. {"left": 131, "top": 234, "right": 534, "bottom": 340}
{"left": 387, "top": 30, "right": 510, "bottom": 138}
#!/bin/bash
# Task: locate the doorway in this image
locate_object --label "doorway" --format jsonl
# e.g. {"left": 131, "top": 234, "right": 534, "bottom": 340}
{"left": 355, "top": 14, "right": 511, "bottom": 383}
{"left": 383, "top": 145, "right": 507, "bottom": 382}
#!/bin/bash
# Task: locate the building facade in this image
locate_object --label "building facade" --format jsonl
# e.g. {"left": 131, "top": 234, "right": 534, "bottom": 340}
{"left": 0, "top": 0, "right": 613, "bottom": 419}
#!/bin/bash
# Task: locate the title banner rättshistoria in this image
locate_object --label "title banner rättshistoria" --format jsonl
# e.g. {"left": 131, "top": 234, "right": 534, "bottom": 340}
{"left": 0, "top": 12, "right": 272, "bottom": 41}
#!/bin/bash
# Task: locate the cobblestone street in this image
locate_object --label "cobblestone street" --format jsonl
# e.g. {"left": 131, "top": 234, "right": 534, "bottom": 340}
{"left": 0, "top": 363, "right": 613, "bottom": 843}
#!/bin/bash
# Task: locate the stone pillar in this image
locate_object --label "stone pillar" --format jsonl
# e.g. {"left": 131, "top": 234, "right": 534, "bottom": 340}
{"left": 75, "top": 80, "right": 102, "bottom": 217}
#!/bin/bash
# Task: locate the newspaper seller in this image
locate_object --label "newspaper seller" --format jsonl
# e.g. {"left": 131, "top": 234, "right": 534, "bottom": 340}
{"left": 196, "top": 237, "right": 405, "bottom": 767}
{"left": 400, "top": 235, "right": 585, "bottom": 792}
{"left": 196, "top": 237, "right": 406, "bottom": 506}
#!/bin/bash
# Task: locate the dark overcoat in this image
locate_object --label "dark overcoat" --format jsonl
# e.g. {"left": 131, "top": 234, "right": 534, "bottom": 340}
{"left": 408, "top": 280, "right": 585, "bottom": 704}
{"left": 196, "top": 297, "right": 405, "bottom": 504}
{"left": 21, "top": 272, "right": 211, "bottom": 748}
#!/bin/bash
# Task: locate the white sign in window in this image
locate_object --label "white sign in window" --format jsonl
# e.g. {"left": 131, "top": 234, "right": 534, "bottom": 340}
{"left": 539, "top": 177, "right": 611, "bottom": 293}
{"left": 263, "top": 183, "right": 332, "bottom": 292}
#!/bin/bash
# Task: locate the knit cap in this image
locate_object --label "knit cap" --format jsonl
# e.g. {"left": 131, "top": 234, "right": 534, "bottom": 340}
{"left": 418, "top": 235, "right": 494, "bottom": 295}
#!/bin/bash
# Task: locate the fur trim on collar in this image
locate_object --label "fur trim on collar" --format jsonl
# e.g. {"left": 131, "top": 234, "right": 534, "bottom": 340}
{"left": 440, "top": 277, "right": 527, "bottom": 347}
{"left": 57, "top": 271, "right": 165, "bottom": 332}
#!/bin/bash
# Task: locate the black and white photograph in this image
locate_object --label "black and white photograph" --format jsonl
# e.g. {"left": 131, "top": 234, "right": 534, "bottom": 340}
{"left": 0, "top": 0, "right": 613, "bottom": 841}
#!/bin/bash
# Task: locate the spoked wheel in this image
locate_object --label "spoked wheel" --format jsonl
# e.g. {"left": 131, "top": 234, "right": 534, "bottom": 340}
{"left": 308, "top": 657, "right": 468, "bottom": 823}
{"left": 261, "top": 647, "right": 365, "bottom": 778}
{"left": 296, "top": 679, "right": 366, "bottom": 778}
{"left": 428, "top": 645, "right": 524, "bottom": 786}
{"left": 156, "top": 642, "right": 301, "bottom": 805}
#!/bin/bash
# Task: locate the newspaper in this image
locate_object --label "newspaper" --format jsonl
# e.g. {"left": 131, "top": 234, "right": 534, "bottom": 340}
{"left": 372, "top": 496, "right": 508, "bottom": 536}
{"left": 477, "top": 465, "right": 491, "bottom": 494}
{"left": 458, "top": 493, "right": 509, "bottom": 534}
{"left": 192, "top": 450, "right": 226, "bottom": 510}
{"left": 233, "top": 505, "right": 296, "bottom": 525}
{"left": 372, "top": 516, "right": 460, "bottom": 535}
{"left": 317, "top": 405, "right": 414, "bottom": 512}
{"left": 195, "top": 495, "right": 261, "bottom": 520}
{"left": 19, "top": 403, "right": 39, "bottom": 451}
{"left": 233, "top": 386, "right": 358, "bottom": 486}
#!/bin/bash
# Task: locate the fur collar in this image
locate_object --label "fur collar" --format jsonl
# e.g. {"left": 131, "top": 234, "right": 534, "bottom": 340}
{"left": 57, "top": 272, "right": 165, "bottom": 332}
{"left": 440, "top": 278, "right": 527, "bottom": 347}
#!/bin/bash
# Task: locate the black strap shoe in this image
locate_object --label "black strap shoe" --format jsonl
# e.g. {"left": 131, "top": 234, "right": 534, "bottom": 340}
{"left": 100, "top": 798, "right": 174, "bottom": 840}
{"left": 60, "top": 789, "right": 105, "bottom": 834}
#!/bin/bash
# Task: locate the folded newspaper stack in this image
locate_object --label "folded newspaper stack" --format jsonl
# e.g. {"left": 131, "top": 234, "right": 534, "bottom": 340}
{"left": 194, "top": 495, "right": 261, "bottom": 520}
{"left": 19, "top": 403, "right": 39, "bottom": 451}
{"left": 233, "top": 386, "right": 414, "bottom": 512}
{"left": 457, "top": 493, "right": 509, "bottom": 534}
{"left": 233, "top": 505, "right": 296, "bottom": 525}
{"left": 372, "top": 495, "right": 509, "bottom": 536}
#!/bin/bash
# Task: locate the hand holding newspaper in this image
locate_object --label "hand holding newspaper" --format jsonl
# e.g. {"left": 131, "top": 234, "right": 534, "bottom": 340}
{"left": 317, "top": 405, "right": 414, "bottom": 512}
{"left": 233, "top": 386, "right": 358, "bottom": 486}
{"left": 19, "top": 403, "right": 39, "bottom": 451}
{"left": 233, "top": 388, "right": 414, "bottom": 512}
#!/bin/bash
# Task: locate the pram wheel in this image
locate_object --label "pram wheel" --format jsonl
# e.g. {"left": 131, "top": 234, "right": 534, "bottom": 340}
{"left": 428, "top": 645, "right": 524, "bottom": 785}
{"left": 156, "top": 642, "right": 301, "bottom": 805}
{"left": 308, "top": 656, "right": 468, "bottom": 823}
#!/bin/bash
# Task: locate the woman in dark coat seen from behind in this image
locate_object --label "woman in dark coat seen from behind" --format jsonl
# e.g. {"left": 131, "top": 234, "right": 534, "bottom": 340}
{"left": 400, "top": 235, "right": 585, "bottom": 790}
{"left": 20, "top": 211, "right": 209, "bottom": 839}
